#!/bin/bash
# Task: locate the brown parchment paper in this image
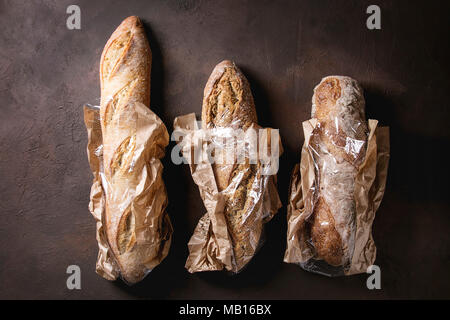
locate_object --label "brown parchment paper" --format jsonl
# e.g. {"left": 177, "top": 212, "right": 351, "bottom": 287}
{"left": 284, "top": 118, "right": 390, "bottom": 276}
{"left": 173, "top": 113, "right": 282, "bottom": 273}
{"left": 83, "top": 102, "right": 172, "bottom": 282}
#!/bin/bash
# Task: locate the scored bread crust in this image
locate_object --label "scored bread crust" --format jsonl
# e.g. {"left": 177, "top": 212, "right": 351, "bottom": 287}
{"left": 201, "top": 60, "right": 263, "bottom": 272}
{"left": 202, "top": 60, "right": 257, "bottom": 130}
{"left": 100, "top": 16, "right": 151, "bottom": 173}
{"left": 99, "top": 16, "right": 155, "bottom": 283}
{"left": 309, "top": 76, "right": 368, "bottom": 267}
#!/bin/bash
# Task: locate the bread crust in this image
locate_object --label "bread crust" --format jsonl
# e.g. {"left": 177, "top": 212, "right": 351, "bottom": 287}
{"left": 201, "top": 60, "right": 262, "bottom": 271}
{"left": 202, "top": 60, "right": 257, "bottom": 130}
{"left": 100, "top": 16, "right": 151, "bottom": 109}
{"left": 309, "top": 76, "right": 368, "bottom": 267}
{"left": 99, "top": 16, "right": 154, "bottom": 283}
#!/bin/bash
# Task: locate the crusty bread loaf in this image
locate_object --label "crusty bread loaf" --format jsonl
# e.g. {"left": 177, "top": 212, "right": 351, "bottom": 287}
{"left": 201, "top": 60, "right": 262, "bottom": 271}
{"left": 99, "top": 16, "right": 155, "bottom": 283}
{"left": 309, "top": 76, "right": 368, "bottom": 267}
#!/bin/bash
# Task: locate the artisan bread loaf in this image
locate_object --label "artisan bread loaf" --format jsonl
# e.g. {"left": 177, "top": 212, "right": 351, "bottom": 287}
{"left": 309, "top": 76, "right": 368, "bottom": 267}
{"left": 99, "top": 16, "right": 156, "bottom": 283}
{"left": 201, "top": 60, "right": 263, "bottom": 271}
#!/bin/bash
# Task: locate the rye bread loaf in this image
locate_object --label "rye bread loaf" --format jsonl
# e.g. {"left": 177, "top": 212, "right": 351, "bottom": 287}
{"left": 201, "top": 60, "right": 263, "bottom": 271}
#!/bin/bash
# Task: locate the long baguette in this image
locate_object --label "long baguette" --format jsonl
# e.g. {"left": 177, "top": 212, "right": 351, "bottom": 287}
{"left": 99, "top": 16, "right": 155, "bottom": 283}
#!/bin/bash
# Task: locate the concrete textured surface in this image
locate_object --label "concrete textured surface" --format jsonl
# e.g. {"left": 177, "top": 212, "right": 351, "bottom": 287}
{"left": 0, "top": 0, "right": 449, "bottom": 299}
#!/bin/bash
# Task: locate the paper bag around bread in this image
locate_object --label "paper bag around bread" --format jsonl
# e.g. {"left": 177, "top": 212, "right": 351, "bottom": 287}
{"left": 284, "top": 118, "right": 389, "bottom": 276}
{"left": 84, "top": 102, "right": 173, "bottom": 283}
{"left": 174, "top": 113, "right": 282, "bottom": 274}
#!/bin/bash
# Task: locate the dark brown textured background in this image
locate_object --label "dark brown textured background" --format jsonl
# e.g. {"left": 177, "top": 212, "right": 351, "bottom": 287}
{"left": 1, "top": 0, "right": 449, "bottom": 299}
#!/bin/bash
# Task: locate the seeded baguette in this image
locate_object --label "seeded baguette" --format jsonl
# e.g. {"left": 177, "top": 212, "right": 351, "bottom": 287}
{"left": 201, "top": 60, "right": 262, "bottom": 272}
{"left": 99, "top": 16, "right": 154, "bottom": 283}
{"left": 309, "top": 76, "right": 368, "bottom": 267}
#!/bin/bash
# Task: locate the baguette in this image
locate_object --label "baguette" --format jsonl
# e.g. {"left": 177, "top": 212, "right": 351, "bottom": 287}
{"left": 201, "top": 60, "right": 262, "bottom": 272}
{"left": 98, "top": 16, "right": 159, "bottom": 283}
{"left": 309, "top": 76, "right": 368, "bottom": 267}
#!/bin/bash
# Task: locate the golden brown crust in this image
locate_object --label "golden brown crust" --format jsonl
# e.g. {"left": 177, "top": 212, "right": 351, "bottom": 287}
{"left": 100, "top": 16, "right": 151, "bottom": 126}
{"left": 202, "top": 60, "right": 257, "bottom": 130}
{"left": 310, "top": 197, "right": 344, "bottom": 266}
{"left": 117, "top": 209, "right": 136, "bottom": 255}
{"left": 314, "top": 77, "right": 341, "bottom": 120}
{"left": 201, "top": 60, "right": 261, "bottom": 271}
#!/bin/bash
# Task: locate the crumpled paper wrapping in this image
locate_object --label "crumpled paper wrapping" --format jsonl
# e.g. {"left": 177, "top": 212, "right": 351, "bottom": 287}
{"left": 284, "top": 118, "right": 389, "bottom": 276}
{"left": 84, "top": 102, "right": 172, "bottom": 283}
{"left": 173, "top": 113, "right": 282, "bottom": 273}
